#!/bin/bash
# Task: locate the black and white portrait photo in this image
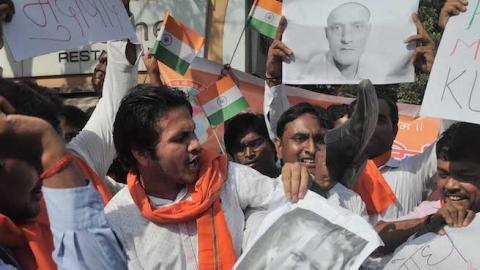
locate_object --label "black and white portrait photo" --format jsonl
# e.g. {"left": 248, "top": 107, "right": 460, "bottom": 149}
{"left": 234, "top": 190, "right": 383, "bottom": 270}
{"left": 283, "top": 0, "right": 419, "bottom": 85}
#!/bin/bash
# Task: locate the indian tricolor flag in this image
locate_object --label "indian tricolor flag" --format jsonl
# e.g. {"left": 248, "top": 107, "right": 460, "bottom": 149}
{"left": 196, "top": 75, "right": 249, "bottom": 127}
{"left": 152, "top": 14, "right": 205, "bottom": 75}
{"left": 247, "top": 0, "right": 282, "bottom": 39}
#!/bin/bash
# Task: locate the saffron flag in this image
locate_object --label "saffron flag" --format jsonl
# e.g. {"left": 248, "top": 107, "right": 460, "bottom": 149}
{"left": 196, "top": 74, "right": 249, "bottom": 127}
{"left": 152, "top": 14, "right": 205, "bottom": 75}
{"left": 247, "top": 0, "right": 282, "bottom": 39}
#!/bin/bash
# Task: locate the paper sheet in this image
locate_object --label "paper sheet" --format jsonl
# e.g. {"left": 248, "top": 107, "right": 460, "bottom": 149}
{"left": 283, "top": 0, "right": 418, "bottom": 85}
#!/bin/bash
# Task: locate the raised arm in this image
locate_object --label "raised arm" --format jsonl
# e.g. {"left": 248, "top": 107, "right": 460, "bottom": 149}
{"left": 0, "top": 97, "right": 127, "bottom": 270}
{"left": 67, "top": 38, "right": 139, "bottom": 181}
{"left": 263, "top": 17, "right": 292, "bottom": 139}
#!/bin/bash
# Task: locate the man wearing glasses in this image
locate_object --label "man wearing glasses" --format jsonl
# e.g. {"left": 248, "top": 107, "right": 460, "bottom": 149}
{"left": 224, "top": 113, "right": 280, "bottom": 178}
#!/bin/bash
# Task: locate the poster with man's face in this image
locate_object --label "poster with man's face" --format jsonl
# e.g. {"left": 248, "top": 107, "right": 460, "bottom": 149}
{"left": 283, "top": 0, "right": 419, "bottom": 85}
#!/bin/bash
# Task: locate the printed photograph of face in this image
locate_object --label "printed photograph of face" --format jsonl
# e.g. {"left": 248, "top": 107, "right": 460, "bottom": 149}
{"left": 236, "top": 208, "right": 368, "bottom": 269}
{"left": 325, "top": 2, "right": 372, "bottom": 75}
{"left": 282, "top": 0, "right": 418, "bottom": 85}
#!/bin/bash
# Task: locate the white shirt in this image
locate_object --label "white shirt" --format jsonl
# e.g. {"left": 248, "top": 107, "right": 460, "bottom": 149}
{"left": 67, "top": 40, "right": 138, "bottom": 195}
{"left": 264, "top": 83, "right": 438, "bottom": 224}
{"left": 370, "top": 144, "right": 437, "bottom": 224}
{"left": 104, "top": 162, "right": 275, "bottom": 270}
{"left": 328, "top": 182, "right": 368, "bottom": 220}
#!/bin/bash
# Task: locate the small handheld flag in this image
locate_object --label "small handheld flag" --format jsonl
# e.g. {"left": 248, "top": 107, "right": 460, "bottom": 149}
{"left": 247, "top": 0, "right": 282, "bottom": 39}
{"left": 196, "top": 74, "right": 249, "bottom": 127}
{"left": 152, "top": 13, "right": 205, "bottom": 75}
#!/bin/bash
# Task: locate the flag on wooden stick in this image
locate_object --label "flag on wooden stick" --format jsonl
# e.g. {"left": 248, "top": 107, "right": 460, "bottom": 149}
{"left": 152, "top": 13, "right": 205, "bottom": 75}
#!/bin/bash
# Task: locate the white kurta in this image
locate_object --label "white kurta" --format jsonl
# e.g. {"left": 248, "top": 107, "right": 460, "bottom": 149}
{"left": 264, "top": 84, "right": 438, "bottom": 224}
{"left": 104, "top": 162, "right": 275, "bottom": 270}
{"left": 67, "top": 39, "right": 138, "bottom": 195}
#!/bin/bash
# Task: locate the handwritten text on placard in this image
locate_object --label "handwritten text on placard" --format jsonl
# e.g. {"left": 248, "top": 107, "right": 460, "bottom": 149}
{"left": 421, "top": 0, "right": 480, "bottom": 124}
{"left": 4, "top": 0, "right": 136, "bottom": 61}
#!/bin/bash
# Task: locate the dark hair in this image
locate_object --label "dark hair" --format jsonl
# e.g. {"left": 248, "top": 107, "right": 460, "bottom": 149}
{"left": 0, "top": 78, "right": 61, "bottom": 132}
{"left": 349, "top": 93, "right": 399, "bottom": 130}
{"left": 327, "top": 103, "right": 349, "bottom": 122}
{"left": 276, "top": 103, "right": 332, "bottom": 138}
{"left": 224, "top": 113, "right": 274, "bottom": 156}
{"left": 447, "top": 122, "right": 480, "bottom": 164}
{"left": 113, "top": 85, "right": 192, "bottom": 172}
{"left": 60, "top": 105, "right": 89, "bottom": 130}
{"left": 436, "top": 122, "right": 462, "bottom": 161}
{"left": 18, "top": 79, "right": 64, "bottom": 110}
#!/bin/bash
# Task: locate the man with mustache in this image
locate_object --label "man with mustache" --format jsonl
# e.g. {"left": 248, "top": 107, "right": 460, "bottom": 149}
{"left": 103, "top": 86, "right": 309, "bottom": 269}
{"left": 265, "top": 15, "right": 437, "bottom": 224}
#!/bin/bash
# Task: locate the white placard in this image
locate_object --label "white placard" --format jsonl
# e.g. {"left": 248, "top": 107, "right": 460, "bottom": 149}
{"left": 385, "top": 214, "right": 480, "bottom": 270}
{"left": 420, "top": 2, "right": 480, "bottom": 125}
{"left": 4, "top": 0, "right": 137, "bottom": 61}
{"left": 234, "top": 184, "right": 382, "bottom": 269}
{"left": 283, "top": 0, "right": 418, "bottom": 85}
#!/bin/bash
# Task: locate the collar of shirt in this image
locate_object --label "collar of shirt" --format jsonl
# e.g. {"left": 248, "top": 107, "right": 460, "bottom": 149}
{"left": 148, "top": 188, "right": 191, "bottom": 208}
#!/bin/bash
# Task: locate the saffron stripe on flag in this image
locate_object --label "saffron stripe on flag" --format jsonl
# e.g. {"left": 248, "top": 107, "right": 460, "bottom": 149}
{"left": 162, "top": 14, "right": 205, "bottom": 50}
{"left": 247, "top": 17, "right": 277, "bottom": 39}
{"left": 250, "top": 4, "right": 281, "bottom": 27}
{"left": 152, "top": 44, "right": 191, "bottom": 75}
{"left": 207, "top": 98, "right": 249, "bottom": 126}
{"left": 255, "top": 0, "right": 282, "bottom": 14}
{"left": 201, "top": 86, "right": 245, "bottom": 116}
{"left": 155, "top": 26, "right": 198, "bottom": 64}
{"left": 196, "top": 76, "right": 237, "bottom": 105}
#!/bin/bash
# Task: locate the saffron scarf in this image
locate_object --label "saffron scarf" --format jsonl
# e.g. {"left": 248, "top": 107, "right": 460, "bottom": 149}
{"left": 0, "top": 152, "right": 112, "bottom": 269}
{"left": 0, "top": 200, "right": 55, "bottom": 270}
{"left": 127, "top": 150, "right": 237, "bottom": 270}
{"left": 353, "top": 151, "right": 397, "bottom": 214}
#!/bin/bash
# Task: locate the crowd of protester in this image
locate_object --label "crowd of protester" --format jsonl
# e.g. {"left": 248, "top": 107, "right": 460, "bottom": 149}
{"left": 0, "top": 0, "right": 479, "bottom": 269}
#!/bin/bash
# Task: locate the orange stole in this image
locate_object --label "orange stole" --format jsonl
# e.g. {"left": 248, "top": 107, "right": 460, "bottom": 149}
{"left": 127, "top": 150, "right": 237, "bottom": 270}
{"left": 0, "top": 152, "right": 112, "bottom": 269}
{"left": 353, "top": 151, "right": 397, "bottom": 215}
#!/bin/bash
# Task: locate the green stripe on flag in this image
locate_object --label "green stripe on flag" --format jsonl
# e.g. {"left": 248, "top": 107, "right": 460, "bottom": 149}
{"left": 207, "top": 98, "right": 249, "bottom": 126}
{"left": 152, "top": 42, "right": 191, "bottom": 75}
{"left": 247, "top": 17, "right": 277, "bottom": 39}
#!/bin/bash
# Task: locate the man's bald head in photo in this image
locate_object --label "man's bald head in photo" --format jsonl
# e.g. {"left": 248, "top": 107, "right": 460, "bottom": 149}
{"left": 325, "top": 2, "right": 372, "bottom": 67}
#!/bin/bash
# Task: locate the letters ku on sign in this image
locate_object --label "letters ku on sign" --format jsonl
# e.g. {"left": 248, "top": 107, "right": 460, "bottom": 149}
{"left": 421, "top": 0, "right": 480, "bottom": 125}
{"left": 4, "top": 0, "right": 137, "bottom": 61}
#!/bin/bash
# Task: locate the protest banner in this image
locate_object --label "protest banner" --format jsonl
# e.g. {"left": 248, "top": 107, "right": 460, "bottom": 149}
{"left": 384, "top": 213, "right": 480, "bottom": 269}
{"left": 159, "top": 57, "right": 440, "bottom": 156}
{"left": 283, "top": 0, "right": 418, "bottom": 85}
{"left": 420, "top": 3, "right": 480, "bottom": 125}
{"left": 4, "top": 0, "right": 137, "bottom": 61}
{"left": 234, "top": 185, "right": 383, "bottom": 269}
